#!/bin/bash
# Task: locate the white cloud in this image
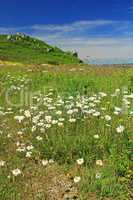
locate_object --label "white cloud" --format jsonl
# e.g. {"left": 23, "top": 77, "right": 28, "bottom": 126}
{"left": 31, "top": 20, "right": 115, "bottom": 32}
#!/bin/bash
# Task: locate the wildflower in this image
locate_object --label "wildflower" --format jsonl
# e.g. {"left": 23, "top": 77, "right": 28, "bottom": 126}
{"left": 16, "top": 147, "right": 26, "bottom": 152}
{"left": 0, "top": 160, "right": 6, "bottom": 167}
{"left": 37, "top": 122, "right": 44, "bottom": 127}
{"left": 17, "top": 131, "right": 23, "bottom": 135}
{"left": 31, "top": 126, "right": 36, "bottom": 132}
{"left": 24, "top": 110, "right": 31, "bottom": 118}
{"left": 7, "top": 134, "right": 11, "bottom": 138}
{"left": 42, "top": 159, "right": 48, "bottom": 166}
{"left": 59, "top": 118, "right": 65, "bottom": 122}
{"left": 26, "top": 145, "right": 34, "bottom": 151}
{"left": 67, "top": 110, "right": 73, "bottom": 115}
{"left": 69, "top": 118, "right": 76, "bottom": 123}
{"left": 123, "top": 99, "right": 130, "bottom": 105}
{"left": 96, "top": 160, "right": 103, "bottom": 166}
{"left": 93, "top": 134, "right": 99, "bottom": 139}
{"left": 39, "top": 111, "right": 44, "bottom": 115}
{"left": 26, "top": 151, "right": 32, "bottom": 158}
{"left": 45, "top": 115, "right": 52, "bottom": 123}
{"left": 116, "top": 125, "right": 125, "bottom": 133}
{"left": 99, "top": 92, "right": 107, "bottom": 97}
{"left": 114, "top": 111, "right": 119, "bottom": 115}
{"left": 76, "top": 103, "right": 82, "bottom": 108}
{"left": 76, "top": 158, "right": 84, "bottom": 165}
{"left": 52, "top": 120, "right": 58, "bottom": 125}
{"left": 105, "top": 115, "right": 111, "bottom": 121}
{"left": 56, "top": 111, "right": 62, "bottom": 115}
{"left": 93, "top": 112, "right": 100, "bottom": 117}
{"left": 125, "top": 94, "right": 133, "bottom": 99}
{"left": 130, "top": 111, "right": 133, "bottom": 115}
{"left": 83, "top": 105, "right": 89, "bottom": 110}
{"left": 32, "top": 115, "right": 40, "bottom": 124}
{"left": 58, "top": 122, "right": 63, "bottom": 127}
{"left": 88, "top": 96, "right": 96, "bottom": 101}
{"left": 14, "top": 115, "right": 25, "bottom": 123}
{"left": 68, "top": 96, "right": 74, "bottom": 100}
{"left": 74, "top": 176, "right": 81, "bottom": 183}
{"left": 16, "top": 141, "right": 20, "bottom": 146}
{"left": 49, "top": 159, "right": 54, "bottom": 164}
{"left": 114, "top": 107, "right": 122, "bottom": 115}
{"left": 94, "top": 99, "right": 101, "bottom": 103}
{"left": 48, "top": 106, "right": 56, "bottom": 110}
{"left": 45, "top": 124, "right": 51, "bottom": 129}
{"left": 36, "top": 136, "right": 43, "bottom": 141}
{"left": 88, "top": 109, "right": 95, "bottom": 114}
{"left": 12, "top": 169, "right": 21, "bottom": 176}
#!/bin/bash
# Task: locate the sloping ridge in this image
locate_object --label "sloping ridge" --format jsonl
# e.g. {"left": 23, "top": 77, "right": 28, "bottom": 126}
{"left": 0, "top": 33, "right": 82, "bottom": 65}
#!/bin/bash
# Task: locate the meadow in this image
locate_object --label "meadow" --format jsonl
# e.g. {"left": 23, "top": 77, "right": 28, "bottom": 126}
{"left": 0, "top": 63, "right": 133, "bottom": 200}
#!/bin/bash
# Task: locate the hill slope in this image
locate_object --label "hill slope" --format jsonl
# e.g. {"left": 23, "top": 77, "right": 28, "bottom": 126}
{"left": 0, "top": 33, "right": 82, "bottom": 65}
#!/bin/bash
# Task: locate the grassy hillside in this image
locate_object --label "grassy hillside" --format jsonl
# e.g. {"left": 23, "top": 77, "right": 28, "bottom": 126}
{"left": 0, "top": 33, "right": 82, "bottom": 64}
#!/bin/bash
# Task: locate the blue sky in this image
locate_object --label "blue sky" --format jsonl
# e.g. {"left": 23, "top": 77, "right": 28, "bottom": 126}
{"left": 1, "top": 0, "right": 133, "bottom": 63}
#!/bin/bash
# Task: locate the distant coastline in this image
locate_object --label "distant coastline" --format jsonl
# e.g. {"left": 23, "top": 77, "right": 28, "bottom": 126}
{"left": 84, "top": 58, "right": 133, "bottom": 65}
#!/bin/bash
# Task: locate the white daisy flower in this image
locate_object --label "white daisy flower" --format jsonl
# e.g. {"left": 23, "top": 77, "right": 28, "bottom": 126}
{"left": 69, "top": 118, "right": 76, "bottom": 123}
{"left": 14, "top": 115, "right": 25, "bottom": 123}
{"left": 93, "top": 112, "right": 100, "bottom": 117}
{"left": 26, "top": 145, "right": 34, "bottom": 151}
{"left": 36, "top": 136, "right": 43, "bottom": 141}
{"left": 116, "top": 125, "right": 125, "bottom": 133}
{"left": 93, "top": 134, "right": 99, "bottom": 139}
{"left": 105, "top": 115, "right": 111, "bottom": 121}
{"left": 58, "top": 122, "right": 63, "bottom": 127}
{"left": 49, "top": 159, "right": 54, "bottom": 164}
{"left": 74, "top": 176, "right": 81, "bottom": 183}
{"left": 26, "top": 151, "right": 32, "bottom": 158}
{"left": 24, "top": 110, "right": 31, "bottom": 118}
{"left": 76, "top": 158, "right": 84, "bottom": 165}
{"left": 96, "top": 160, "right": 103, "bottom": 166}
{"left": 12, "top": 169, "right": 21, "bottom": 176}
{"left": 45, "top": 115, "right": 52, "bottom": 123}
{"left": 42, "top": 159, "right": 48, "bottom": 166}
{"left": 0, "top": 160, "right": 6, "bottom": 167}
{"left": 56, "top": 111, "right": 62, "bottom": 115}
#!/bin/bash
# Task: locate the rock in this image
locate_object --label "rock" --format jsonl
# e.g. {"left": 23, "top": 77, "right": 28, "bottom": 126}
{"left": 71, "top": 50, "right": 78, "bottom": 58}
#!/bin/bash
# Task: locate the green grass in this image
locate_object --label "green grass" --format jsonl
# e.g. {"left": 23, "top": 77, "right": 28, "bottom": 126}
{"left": 0, "top": 64, "right": 133, "bottom": 200}
{"left": 0, "top": 34, "right": 81, "bottom": 64}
